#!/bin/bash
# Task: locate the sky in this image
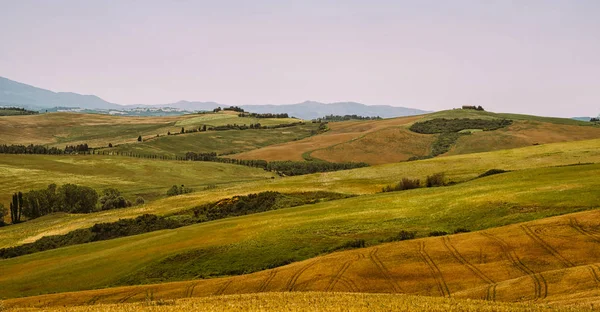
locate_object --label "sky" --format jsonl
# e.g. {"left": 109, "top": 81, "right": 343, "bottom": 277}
{"left": 1, "top": 0, "right": 599, "bottom": 117}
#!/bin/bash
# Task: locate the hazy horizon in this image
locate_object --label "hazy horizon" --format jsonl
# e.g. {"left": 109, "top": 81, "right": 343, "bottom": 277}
{"left": 1, "top": 1, "right": 599, "bottom": 117}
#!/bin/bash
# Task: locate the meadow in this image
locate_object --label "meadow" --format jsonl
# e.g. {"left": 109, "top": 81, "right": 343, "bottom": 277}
{"left": 0, "top": 111, "right": 304, "bottom": 150}
{"left": 101, "top": 123, "right": 319, "bottom": 157}
{"left": 0, "top": 154, "right": 275, "bottom": 211}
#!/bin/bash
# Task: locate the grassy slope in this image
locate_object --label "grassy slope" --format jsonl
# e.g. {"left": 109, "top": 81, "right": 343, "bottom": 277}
{"left": 5, "top": 209, "right": 600, "bottom": 309}
{"left": 234, "top": 110, "right": 600, "bottom": 164}
{"left": 0, "top": 162, "right": 598, "bottom": 299}
{"left": 0, "top": 154, "right": 275, "bottom": 214}
{"left": 1, "top": 138, "right": 600, "bottom": 248}
{"left": 4, "top": 292, "right": 585, "bottom": 312}
{"left": 102, "top": 123, "right": 319, "bottom": 157}
{"left": 0, "top": 113, "right": 182, "bottom": 147}
{"left": 0, "top": 111, "right": 303, "bottom": 150}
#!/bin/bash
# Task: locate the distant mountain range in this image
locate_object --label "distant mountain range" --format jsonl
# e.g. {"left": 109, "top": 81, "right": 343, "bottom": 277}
{"left": 0, "top": 76, "right": 430, "bottom": 119}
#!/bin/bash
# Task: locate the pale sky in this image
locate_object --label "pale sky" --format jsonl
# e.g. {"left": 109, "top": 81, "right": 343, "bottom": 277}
{"left": 1, "top": 0, "right": 599, "bottom": 117}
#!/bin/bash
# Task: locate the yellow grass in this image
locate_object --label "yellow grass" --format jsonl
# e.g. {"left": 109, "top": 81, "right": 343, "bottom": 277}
{"left": 234, "top": 115, "right": 423, "bottom": 161}
{"left": 3, "top": 292, "right": 584, "bottom": 312}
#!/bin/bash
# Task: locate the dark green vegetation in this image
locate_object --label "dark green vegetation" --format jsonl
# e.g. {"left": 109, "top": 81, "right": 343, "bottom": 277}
{"left": 166, "top": 185, "right": 193, "bottom": 196}
{"left": 184, "top": 152, "right": 369, "bottom": 176}
{"left": 0, "top": 214, "right": 180, "bottom": 259}
{"left": 188, "top": 191, "right": 353, "bottom": 222}
{"left": 0, "top": 107, "right": 38, "bottom": 116}
{"left": 408, "top": 118, "right": 513, "bottom": 159}
{"left": 238, "top": 112, "right": 290, "bottom": 118}
{"left": 0, "top": 144, "right": 89, "bottom": 155}
{"left": 7, "top": 184, "right": 137, "bottom": 222}
{"left": 409, "top": 118, "right": 513, "bottom": 134}
{"left": 319, "top": 114, "right": 383, "bottom": 122}
{"left": 0, "top": 191, "right": 351, "bottom": 259}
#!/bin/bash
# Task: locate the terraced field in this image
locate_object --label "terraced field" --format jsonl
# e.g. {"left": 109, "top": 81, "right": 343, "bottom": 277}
{"left": 4, "top": 209, "right": 600, "bottom": 310}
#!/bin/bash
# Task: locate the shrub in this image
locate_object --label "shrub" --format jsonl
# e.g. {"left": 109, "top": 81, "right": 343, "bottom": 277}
{"left": 453, "top": 228, "right": 470, "bottom": 234}
{"left": 135, "top": 197, "right": 145, "bottom": 206}
{"left": 99, "top": 188, "right": 131, "bottom": 211}
{"left": 331, "top": 239, "right": 366, "bottom": 251}
{"left": 166, "top": 185, "right": 193, "bottom": 196}
{"left": 429, "top": 231, "right": 448, "bottom": 237}
{"left": 478, "top": 169, "right": 509, "bottom": 178}
{"left": 384, "top": 230, "right": 416, "bottom": 242}
{"left": 426, "top": 173, "right": 446, "bottom": 187}
{"left": 382, "top": 178, "right": 420, "bottom": 192}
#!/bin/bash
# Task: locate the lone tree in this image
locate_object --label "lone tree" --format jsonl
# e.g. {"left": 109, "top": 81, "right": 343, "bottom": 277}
{"left": 181, "top": 127, "right": 185, "bottom": 134}
{"left": 108, "top": 143, "right": 113, "bottom": 147}
{"left": 137, "top": 135, "right": 142, "bottom": 142}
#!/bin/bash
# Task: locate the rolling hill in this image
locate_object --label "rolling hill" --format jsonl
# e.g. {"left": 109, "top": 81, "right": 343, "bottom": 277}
{"left": 234, "top": 109, "right": 600, "bottom": 164}
{"left": 2, "top": 109, "right": 600, "bottom": 311}
{"left": 4, "top": 208, "right": 600, "bottom": 310}
{"left": 0, "top": 147, "right": 598, "bottom": 300}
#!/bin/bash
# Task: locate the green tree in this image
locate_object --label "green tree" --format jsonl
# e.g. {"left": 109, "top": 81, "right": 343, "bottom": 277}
{"left": 181, "top": 127, "right": 185, "bottom": 134}
{"left": 137, "top": 135, "right": 142, "bottom": 142}
{"left": 10, "top": 192, "right": 22, "bottom": 223}
{"left": 58, "top": 184, "right": 99, "bottom": 213}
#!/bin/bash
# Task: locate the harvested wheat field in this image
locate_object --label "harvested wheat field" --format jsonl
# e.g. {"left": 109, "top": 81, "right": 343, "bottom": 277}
{"left": 5, "top": 209, "right": 600, "bottom": 310}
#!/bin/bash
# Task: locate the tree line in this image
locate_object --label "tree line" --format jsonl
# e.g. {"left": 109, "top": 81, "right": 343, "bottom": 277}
{"left": 183, "top": 152, "right": 368, "bottom": 176}
{"left": 0, "top": 107, "right": 39, "bottom": 116}
{"left": 238, "top": 112, "right": 290, "bottom": 119}
{"left": 5, "top": 184, "right": 137, "bottom": 224}
{"left": 318, "top": 115, "right": 382, "bottom": 122}
{"left": 462, "top": 105, "right": 485, "bottom": 111}
{"left": 0, "top": 144, "right": 68, "bottom": 155}
{"left": 409, "top": 118, "right": 513, "bottom": 134}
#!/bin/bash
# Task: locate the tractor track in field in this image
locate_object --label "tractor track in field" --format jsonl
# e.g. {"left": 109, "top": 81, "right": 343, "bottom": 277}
{"left": 117, "top": 290, "right": 143, "bottom": 304}
{"left": 440, "top": 236, "right": 496, "bottom": 301}
{"left": 588, "top": 265, "right": 600, "bottom": 286}
{"left": 368, "top": 248, "right": 402, "bottom": 293}
{"left": 520, "top": 225, "right": 574, "bottom": 268}
{"left": 86, "top": 294, "right": 112, "bottom": 305}
{"left": 337, "top": 276, "right": 360, "bottom": 292}
{"left": 481, "top": 232, "right": 547, "bottom": 299}
{"left": 569, "top": 218, "right": 600, "bottom": 244}
{"left": 326, "top": 254, "right": 362, "bottom": 292}
{"left": 286, "top": 260, "right": 318, "bottom": 291}
{"left": 214, "top": 280, "right": 232, "bottom": 296}
{"left": 258, "top": 269, "right": 277, "bottom": 292}
{"left": 184, "top": 281, "right": 200, "bottom": 297}
{"left": 417, "top": 241, "right": 450, "bottom": 298}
